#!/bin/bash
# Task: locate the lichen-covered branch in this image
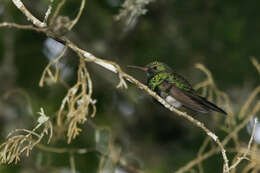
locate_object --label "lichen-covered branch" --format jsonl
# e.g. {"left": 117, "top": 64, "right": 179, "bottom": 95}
{"left": 0, "top": 108, "right": 53, "bottom": 164}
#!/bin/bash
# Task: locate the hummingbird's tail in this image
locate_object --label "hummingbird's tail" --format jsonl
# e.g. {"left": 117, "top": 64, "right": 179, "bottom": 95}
{"left": 197, "top": 96, "right": 227, "bottom": 115}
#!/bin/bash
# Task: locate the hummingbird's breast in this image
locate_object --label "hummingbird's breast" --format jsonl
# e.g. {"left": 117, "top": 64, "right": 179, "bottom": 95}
{"left": 148, "top": 72, "right": 182, "bottom": 108}
{"left": 147, "top": 72, "right": 169, "bottom": 91}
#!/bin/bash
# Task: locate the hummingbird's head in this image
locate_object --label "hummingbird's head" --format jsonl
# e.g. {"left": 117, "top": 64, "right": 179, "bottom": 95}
{"left": 145, "top": 61, "right": 169, "bottom": 74}
{"left": 128, "top": 61, "right": 170, "bottom": 77}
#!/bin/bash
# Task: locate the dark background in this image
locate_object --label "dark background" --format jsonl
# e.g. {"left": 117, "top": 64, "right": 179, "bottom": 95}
{"left": 0, "top": 0, "right": 259, "bottom": 172}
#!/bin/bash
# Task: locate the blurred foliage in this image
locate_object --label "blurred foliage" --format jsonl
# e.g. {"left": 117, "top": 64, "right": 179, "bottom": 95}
{"left": 0, "top": 0, "right": 259, "bottom": 173}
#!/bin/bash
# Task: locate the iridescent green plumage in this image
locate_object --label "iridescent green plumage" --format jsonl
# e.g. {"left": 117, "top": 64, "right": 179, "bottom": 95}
{"left": 129, "top": 61, "right": 227, "bottom": 115}
{"left": 148, "top": 72, "right": 168, "bottom": 90}
{"left": 146, "top": 61, "right": 193, "bottom": 91}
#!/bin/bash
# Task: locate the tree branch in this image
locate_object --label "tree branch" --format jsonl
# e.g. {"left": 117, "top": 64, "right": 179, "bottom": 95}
{"left": 11, "top": 0, "right": 47, "bottom": 27}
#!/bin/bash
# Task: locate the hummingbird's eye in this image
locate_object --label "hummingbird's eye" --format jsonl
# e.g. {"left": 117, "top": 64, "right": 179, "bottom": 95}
{"left": 152, "top": 66, "right": 157, "bottom": 70}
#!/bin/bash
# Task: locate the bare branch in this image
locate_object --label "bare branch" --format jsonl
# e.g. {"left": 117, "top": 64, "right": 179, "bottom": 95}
{"left": 11, "top": 0, "right": 47, "bottom": 27}
{"left": 49, "top": 0, "right": 67, "bottom": 26}
{"left": 44, "top": 0, "right": 54, "bottom": 23}
{"left": 68, "top": 0, "right": 86, "bottom": 30}
{"left": 39, "top": 46, "right": 68, "bottom": 87}
{"left": 0, "top": 22, "right": 43, "bottom": 32}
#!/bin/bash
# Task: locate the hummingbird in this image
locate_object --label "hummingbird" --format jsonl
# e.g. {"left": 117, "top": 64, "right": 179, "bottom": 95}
{"left": 128, "top": 61, "right": 227, "bottom": 115}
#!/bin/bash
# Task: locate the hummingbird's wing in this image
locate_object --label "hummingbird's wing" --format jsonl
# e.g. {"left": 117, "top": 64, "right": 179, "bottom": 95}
{"left": 168, "top": 85, "right": 210, "bottom": 113}
{"left": 164, "top": 76, "right": 227, "bottom": 115}
{"left": 170, "top": 85, "right": 227, "bottom": 114}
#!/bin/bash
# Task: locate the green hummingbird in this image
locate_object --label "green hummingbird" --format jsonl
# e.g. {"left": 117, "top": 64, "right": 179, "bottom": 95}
{"left": 128, "top": 61, "right": 227, "bottom": 115}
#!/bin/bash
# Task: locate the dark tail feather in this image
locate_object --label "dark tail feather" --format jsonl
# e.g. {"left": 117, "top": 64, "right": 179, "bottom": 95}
{"left": 198, "top": 96, "right": 227, "bottom": 115}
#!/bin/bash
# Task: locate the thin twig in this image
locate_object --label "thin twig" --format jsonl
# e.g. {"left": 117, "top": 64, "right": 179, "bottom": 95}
{"left": 49, "top": 0, "right": 67, "bottom": 26}
{"left": 39, "top": 46, "right": 67, "bottom": 87}
{"left": 68, "top": 0, "right": 86, "bottom": 30}
{"left": 229, "top": 118, "right": 257, "bottom": 171}
{"left": 44, "top": 0, "right": 54, "bottom": 23}
{"left": 239, "top": 86, "right": 260, "bottom": 119}
{"left": 11, "top": 0, "right": 47, "bottom": 27}
{"left": 0, "top": 22, "right": 44, "bottom": 32}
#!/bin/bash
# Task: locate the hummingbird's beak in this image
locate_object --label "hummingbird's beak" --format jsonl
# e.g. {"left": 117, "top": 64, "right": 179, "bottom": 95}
{"left": 127, "top": 65, "right": 149, "bottom": 71}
